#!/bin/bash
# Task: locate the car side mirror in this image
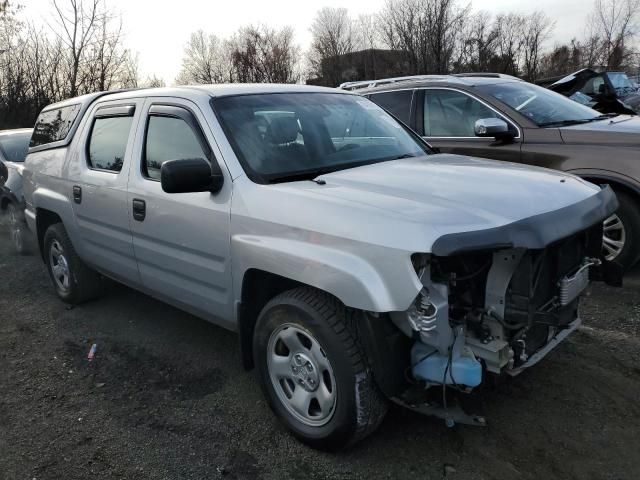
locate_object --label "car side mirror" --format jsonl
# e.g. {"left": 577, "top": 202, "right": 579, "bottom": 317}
{"left": 474, "top": 118, "right": 513, "bottom": 139}
{"left": 160, "top": 157, "right": 224, "bottom": 194}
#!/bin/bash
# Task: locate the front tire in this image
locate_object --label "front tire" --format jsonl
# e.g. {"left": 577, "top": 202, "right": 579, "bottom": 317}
{"left": 603, "top": 190, "right": 640, "bottom": 270}
{"left": 253, "top": 287, "right": 387, "bottom": 451}
{"left": 43, "top": 223, "right": 102, "bottom": 304}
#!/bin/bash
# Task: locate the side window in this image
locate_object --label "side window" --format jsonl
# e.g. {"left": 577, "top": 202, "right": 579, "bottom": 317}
{"left": 368, "top": 90, "right": 413, "bottom": 125}
{"left": 580, "top": 75, "right": 605, "bottom": 96}
{"left": 30, "top": 104, "right": 81, "bottom": 147}
{"left": 143, "top": 111, "right": 209, "bottom": 181}
{"left": 424, "top": 89, "right": 502, "bottom": 137}
{"left": 87, "top": 112, "right": 134, "bottom": 173}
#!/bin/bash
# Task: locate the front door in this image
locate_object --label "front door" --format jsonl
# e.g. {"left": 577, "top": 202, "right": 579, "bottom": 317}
{"left": 127, "top": 97, "right": 233, "bottom": 324}
{"left": 418, "top": 88, "right": 522, "bottom": 162}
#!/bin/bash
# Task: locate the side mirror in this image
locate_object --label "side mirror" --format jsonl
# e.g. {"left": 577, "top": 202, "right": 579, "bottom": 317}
{"left": 160, "top": 158, "right": 224, "bottom": 194}
{"left": 474, "top": 118, "right": 513, "bottom": 139}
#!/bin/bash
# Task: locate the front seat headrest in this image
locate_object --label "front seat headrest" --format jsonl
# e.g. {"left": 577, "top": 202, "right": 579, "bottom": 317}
{"left": 267, "top": 116, "right": 299, "bottom": 145}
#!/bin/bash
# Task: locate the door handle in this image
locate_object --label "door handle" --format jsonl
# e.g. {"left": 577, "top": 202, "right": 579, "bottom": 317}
{"left": 132, "top": 198, "right": 146, "bottom": 221}
{"left": 72, "top": 186, "right": 82, "bottom": 204}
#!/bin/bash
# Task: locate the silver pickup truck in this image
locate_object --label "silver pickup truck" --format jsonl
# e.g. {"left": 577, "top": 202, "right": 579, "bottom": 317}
{"left": 22, "top": 85, "right": 617, "bottom": 450}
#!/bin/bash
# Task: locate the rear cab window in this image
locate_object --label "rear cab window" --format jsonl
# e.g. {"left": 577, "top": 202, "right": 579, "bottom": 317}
{"left": 30, "top": 105, "right": 81, "bottom": 148}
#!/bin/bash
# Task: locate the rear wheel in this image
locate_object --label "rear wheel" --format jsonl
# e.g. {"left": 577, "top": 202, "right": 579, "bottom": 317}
{"left": 253, "top": 287, "right": 387, "bottom": 450}
{"left": 43, "top": 223, "right": 102, "bottom": 304}
{"left": 603, "top": 190, "right": 640, "bottom": 270}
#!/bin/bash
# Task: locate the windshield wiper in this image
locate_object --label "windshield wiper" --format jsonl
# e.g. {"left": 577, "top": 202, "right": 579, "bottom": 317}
{"left": 539, "top": 114, "right": 619, "bottom": 127}
{"left": 266, "top": 169, "right": 333, "bottom": 184}
{"left": 538, "top": 119, "right": 594, "bottom": 127}
{"left": 389, "top": 153, "right": 418, "bottom": 160}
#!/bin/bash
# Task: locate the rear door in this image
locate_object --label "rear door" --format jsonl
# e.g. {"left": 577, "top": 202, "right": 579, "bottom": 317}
{"left": 127, "top": 97, "right": 233, "bottom": 324}
{"left": 68, "top": 99, "right": 143, "bottom": 286}
{"left": 417, "top": 88, "right": 522, "bottom": 162}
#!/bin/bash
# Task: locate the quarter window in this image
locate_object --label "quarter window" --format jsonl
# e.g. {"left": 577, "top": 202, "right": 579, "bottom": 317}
{"left": 87, "top": 116, "right": 133, "bottom": 172}
{"left": 368, "top": 90, "right": 413, "bottom": 125}
{"left": 143, "top": 115, "right": 208, "bottom": 181}
{"left": 423, "top": 89, "right": 504, "bottom": 137}
{"left": 30, "top": 104, "right": 81, "bottom": 147}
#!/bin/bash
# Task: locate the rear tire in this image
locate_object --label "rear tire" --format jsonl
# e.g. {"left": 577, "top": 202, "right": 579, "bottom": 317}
{"left": 43, "top": 223, "right": 102, "bottom": 304}
{"left": 253, "top": 287, "right": 387, "bottom": 451}
{"left": 603, "top": 190, "right": 640, "bottom": 271}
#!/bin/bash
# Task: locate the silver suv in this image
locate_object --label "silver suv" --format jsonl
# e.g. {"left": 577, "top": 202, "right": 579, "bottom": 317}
{"left": 23, "top": 85, "right": 617, "bottom": 449}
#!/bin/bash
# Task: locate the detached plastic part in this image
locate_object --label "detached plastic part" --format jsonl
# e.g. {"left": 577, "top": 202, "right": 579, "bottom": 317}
{"left": 411, "top": 341, "right": 482, "bottom": 388}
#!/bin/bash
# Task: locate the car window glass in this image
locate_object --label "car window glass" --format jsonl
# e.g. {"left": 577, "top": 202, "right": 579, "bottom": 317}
{"left": 477, "top": 82, "right": 600, "bottom": 126}
{"left": 214, "top": 93, "right": 429, "bottom": 183}
{"left": 368, "top": 90, "right": 413, "bottom": 124}
{"left": 87, "top": 116, "right": 133, "bottom": 172}
{"left": 423, "top": 89, "right": 500, "bottom": 137}
{"left": 0, "top": 132, "right": 31, "bottom": 162}
{"left": 30, "top": 105, "right": 81, "bottom": 147}
{"left": 144, "top": 115, "right": 208, "bottom": 181}
{"left": 580, "top": 76, "right": 605, "bottom": 96}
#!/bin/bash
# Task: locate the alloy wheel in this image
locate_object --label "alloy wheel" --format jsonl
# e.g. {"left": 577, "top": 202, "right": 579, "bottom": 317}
{"left": 602, "top": 214, "right": 626, "bottom": 261}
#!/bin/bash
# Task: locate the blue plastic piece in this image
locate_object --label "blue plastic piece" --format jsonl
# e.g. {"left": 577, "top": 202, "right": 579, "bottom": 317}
{"left": 411, "top": 342, "right": 482, "bottom": 388}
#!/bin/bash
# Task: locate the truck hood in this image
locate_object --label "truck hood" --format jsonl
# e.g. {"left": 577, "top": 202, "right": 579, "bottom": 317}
{"left": 238, "top": 155, "right": 615, "bottom": 255}
{"left": 559, "top": 116, "right": 640, "bottom": 145}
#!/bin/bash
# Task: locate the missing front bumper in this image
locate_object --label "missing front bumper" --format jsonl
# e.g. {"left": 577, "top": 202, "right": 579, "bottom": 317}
{"left": 505, "top": 317, "right": 582, "bottom": 376}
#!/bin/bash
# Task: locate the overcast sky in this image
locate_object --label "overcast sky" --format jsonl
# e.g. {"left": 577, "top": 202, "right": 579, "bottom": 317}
{"left": 23, "top": 0, "right": 589, "bottom": 83}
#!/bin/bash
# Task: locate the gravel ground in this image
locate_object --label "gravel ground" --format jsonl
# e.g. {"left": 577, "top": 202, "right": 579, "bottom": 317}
{"left": 1, "top": 225, "right": 639, "bottom": 480}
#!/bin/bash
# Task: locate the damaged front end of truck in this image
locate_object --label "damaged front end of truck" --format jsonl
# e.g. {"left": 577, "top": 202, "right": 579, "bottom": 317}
{"left": 385, "top": 186, "right": 620, "bottom": 426}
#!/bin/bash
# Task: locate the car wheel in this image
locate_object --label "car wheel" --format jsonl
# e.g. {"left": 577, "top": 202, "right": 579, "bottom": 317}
{"left": 7, "top": 203, "right": 31, "bottom": 255}
{"left": 253, "top": 287, "right": 387, "bottom": 451}
{"left": 43, "top": 223, "right": 102, "bottom": 304}
{"left": 602, "top": 190, "right": 640, "bottom": 270}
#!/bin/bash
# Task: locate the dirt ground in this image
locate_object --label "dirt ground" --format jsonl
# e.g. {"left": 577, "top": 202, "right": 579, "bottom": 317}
{"left": 1, "top": 225, "right": 639, "bottom": 480}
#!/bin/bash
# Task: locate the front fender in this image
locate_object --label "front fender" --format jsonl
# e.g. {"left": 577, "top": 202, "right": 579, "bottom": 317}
{"left": 232, "top": 234, "right": 422, "bottom": 313}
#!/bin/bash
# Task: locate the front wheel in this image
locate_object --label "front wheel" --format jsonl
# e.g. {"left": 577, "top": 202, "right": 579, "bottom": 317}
{"left": 602, "top": 190, "right": 640, "bottom": 270}
{"left": 253, "top": 287, "right": 387, "bottom": 450}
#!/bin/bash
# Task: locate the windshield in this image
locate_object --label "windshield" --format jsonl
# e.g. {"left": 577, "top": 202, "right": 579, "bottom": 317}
{"left": 476, "top": 82, "right": 601, "bottom": 127}
{"left": 213, "top": 93, "right": 430, "bottom": 183}
{"left": 0, "top": 131, "right": 31, "bottom": 162}
{"left": 607, "top": 72, "right": 635, "bottom": 92}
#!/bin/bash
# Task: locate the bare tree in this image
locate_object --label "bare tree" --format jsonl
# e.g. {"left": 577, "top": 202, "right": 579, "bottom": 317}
{"left": 379, "top": 0, "right": 470, "bottom": 74}
{"left": 587, "top": 0, "right": 640, "bottom": 68}
{"left": 492, "top": 13, "right": 525, "bottom": 75}
{"left": 52, "top": 0, "right": 101, "bottom": 97}
{"left": 176, "top": 30, "right": 230, "bottom": 84}
{"left": 142, "top": 74, "right": 165, "bottom": 88}
{"left": 229, "top": 24, "right": 300, "bottom": 83}
{"left": 308, "top": 7, "right": 355, "bottom": 85}
{"left": 521, "top": 11, "right": 555, "bottom": 81}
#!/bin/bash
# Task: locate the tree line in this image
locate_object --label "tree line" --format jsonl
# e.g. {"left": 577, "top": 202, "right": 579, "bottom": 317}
{"left": 309, "top": 0, "right": 640, "bottom": 85}
{"left": 1, "top": 0, "right": 639, "bottom": 129}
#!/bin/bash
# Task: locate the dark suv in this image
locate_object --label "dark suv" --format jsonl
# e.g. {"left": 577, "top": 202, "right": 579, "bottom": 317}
{"left": 347, "top": 74, "right": 640, "bottom": 269}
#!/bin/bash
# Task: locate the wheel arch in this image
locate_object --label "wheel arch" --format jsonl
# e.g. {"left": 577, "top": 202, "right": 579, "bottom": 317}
{"left": 237, "top": 269, "right": 310, "bottom": 370}
{"left": 236, "top": 270, "right": 410, "bottom": 398}
{"left": 35, "top": 208, "right": 63, "bottom": 261}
